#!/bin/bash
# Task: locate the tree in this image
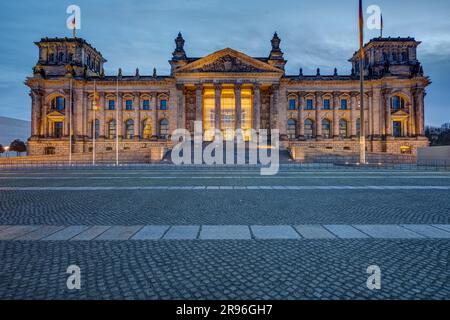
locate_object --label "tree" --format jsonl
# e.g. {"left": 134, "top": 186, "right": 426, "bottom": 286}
{"left": 0, "top": 144, "right": 4, "bottom": 157}
{"left": 9, "top": 140, "right": 27, "bottom": 156}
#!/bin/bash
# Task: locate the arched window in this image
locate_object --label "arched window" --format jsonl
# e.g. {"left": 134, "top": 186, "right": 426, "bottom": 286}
{"left": 108, "top": 120, "right": 116, "bottom": 139}
{"left": 58, "top": 52, "right": 64, "bottom": 63}
{"left": 340, "top": 99, "right": 348, "bottom": 110}
{"left": 125, "top": 119, "right": 134, "bottom": 139}
{"left": 92, "top": 119, "right": 100, "bottom": 139}
{"left": 142, "top": 119, "right": 152, "bottom": 139}
{"left": 159, "top": 119, "right": 169, "bottom": 139}
{"left": 391, "top": 96, "right": 406, "bottom": 111}
{"left": 48, "top": 53, "right": 55, "bottom": 63}
{"left": 304, "top": 119, "right": 314, "bottom": 139}
{"left": 287, "top": 119, "right": 297, "bottom": 139}
{"left": 322, "top": 119, "right": 332, "bottom": 138}
{"left": 51, "top": 96, "right": 65, "bottom": 111}
{"left": 323, "top": 99, "right": 331, "bottom": 110}
{"left": 339, "top": 119, "right": 348, "bottom": 138}
{"left": 54, "top": 122, "right": 63, "bottom": 138}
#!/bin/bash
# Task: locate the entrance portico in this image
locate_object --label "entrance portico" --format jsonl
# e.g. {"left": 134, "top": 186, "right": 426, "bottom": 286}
{"left": 172, "top": 48, "right": 284, "bottom": 141}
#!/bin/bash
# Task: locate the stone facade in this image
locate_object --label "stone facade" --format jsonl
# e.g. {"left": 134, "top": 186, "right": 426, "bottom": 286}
{"left": 26, "top": 33, "right": 430, "bottom": 157}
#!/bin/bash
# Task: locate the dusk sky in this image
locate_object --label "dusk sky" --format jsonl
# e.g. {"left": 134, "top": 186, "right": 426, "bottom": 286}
{"left": 1, "top": 0, "right": 449, "bottom": 126}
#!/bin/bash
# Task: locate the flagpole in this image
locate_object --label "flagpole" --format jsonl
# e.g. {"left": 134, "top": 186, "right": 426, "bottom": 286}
{"left": 116, "top": 75, "right": 119, "bottom": 166}
{"left": 359, "top": 0, "right": 366, "bottom": 165}
{"left": 69, "top": 78, "right": 73, "bottom": 166}
{"left": 93, "top": 80, "right": 96, "bottom": 166}
{"left": 380, "top": 14, "right": 383, "bottom": 38}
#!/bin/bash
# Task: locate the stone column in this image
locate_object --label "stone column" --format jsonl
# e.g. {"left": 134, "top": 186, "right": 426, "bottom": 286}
{"left": 195, "top": 84, "right": 203, "bottom": 122}
{"left": 133, "top": 92, "right": 141, "bottom": 139}
{"left": 73, "top": 90, "right": 84, "bottom": 138}
{"left": 214, "top": 84, "right": 222, "bottom": 130}
{"left": 315, "top": 92, "right": 322, "bottom": 138}
{"left": 30, "top": 90, "right": 42, "bottom": 137}
{"left": 98, "top": 92, "right": 105, "bottom": 138}
{"left": 298, "top": 92, "right": 305, "bottom": 138}
{"left": 372, "top": 88, "right": 382, "bottom": 138}
{"left": 235, "top": 84, "right": 242, "bottom": 129}
{"left": 176, "top": 84, "right": 185, "bottom": 130}
{"left": 367, "top": 91, "right": 373, "bottom": 137}
{"left": 252, "top": 83, "right": 261, "bottom": 131}
{"left": 117, "top": 92, "right": 123, "bottom": 138}
{"left": 383, "top": 89, "right": 392, "bottom": 137}
{"left": 332, "top": 92, "right": 339, "bottom": 138}
{"left": 415, "top": 88, "right": 425, "bottom": 136}
{"left": 40, "top": 98, "right": 48, "bottom": 137}
{"left": 151, "top": 92, "right": 158, "bottom": 137}
{"left": 350, "top": 92, "right": 358, "bottom": 138}
{"left": 63, "top": 89, "right": 71, "bottom": 137}
{"left": 82, "top": 92, "right": 89, "bottom": 138}
{"left": 278, "top": 87, "right": 287, "bottom": 136}
{"left": 270, "top": 85, "right": 279, "bottom": 131}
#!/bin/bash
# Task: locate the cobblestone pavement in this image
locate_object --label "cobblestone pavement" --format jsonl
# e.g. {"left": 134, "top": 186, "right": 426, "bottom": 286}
{"left": 0, "top": 240, "right": 448, "bottom": 300}
{"left": 0, "top": 167, "right": 449, "bottom": 299}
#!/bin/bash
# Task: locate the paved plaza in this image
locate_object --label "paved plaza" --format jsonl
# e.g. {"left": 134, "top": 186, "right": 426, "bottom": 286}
{"left": 0, "top": 166, "right": 449, "bottom": 299}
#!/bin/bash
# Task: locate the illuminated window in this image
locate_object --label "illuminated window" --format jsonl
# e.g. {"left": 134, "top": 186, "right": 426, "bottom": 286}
{"left": 221, "top": 88, "right": 235, "bottom": 141}
{"left": 159, "top": 119, "right": 169, "bottom": 139}
{"left": 203, "top": 89, "right": 215, "bottom": 141}
{"left": 142, "top": 119, "right": 152, "bottom": 139}
{"left": 322, "top": 119, "right": 332, "bottom": 138}
{"left": 108, "top": 120, "right": 116, "bottom": 139}
{"left": 92, "top": 119, "right": 99, "bottom": 138}
{"left": 287, "top": 119, "right": 297, "bottom": 139}
{"left": 400, "top": 146, "right": 411, "bottom": 154}
{"left": 339, "top": 119, "right": 348, "bottom": 138}
{"left": 304, "top": 119, "right": 314, "bottom": 139}
{"left": 124, "top": 119, "right": 134, "bottom": 139}
{"left": 241, "top": 89, "right": 253, "bottom": 141}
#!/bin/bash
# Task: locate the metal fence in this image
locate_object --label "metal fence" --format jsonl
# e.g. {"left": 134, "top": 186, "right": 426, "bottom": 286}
{"left": 0, "top": 161, "right": 449, "bottom": 171}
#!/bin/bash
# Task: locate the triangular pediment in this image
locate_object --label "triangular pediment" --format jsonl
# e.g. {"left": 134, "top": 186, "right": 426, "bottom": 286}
{"left": 47, "top": 111, "right": 65, "bottom": 121}
{"left": 392, "top": 110, "right": 409, "bottom": 117}
{"left": 175, "top": 48, "right": 283, "bottom": 73}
